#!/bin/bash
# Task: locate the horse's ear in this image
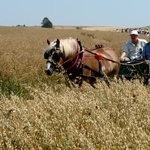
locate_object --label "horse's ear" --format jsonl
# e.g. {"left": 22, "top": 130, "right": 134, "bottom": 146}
{"left": 56, "top": 39, "right": 60, "bottom": 47}
{"left": 47, "top": 39, "right": 50, "bottom": 45}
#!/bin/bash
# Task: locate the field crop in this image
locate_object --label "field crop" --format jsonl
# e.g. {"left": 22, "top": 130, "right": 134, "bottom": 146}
{"left": 0, "top": 26, "right": 149, "bottom": 149}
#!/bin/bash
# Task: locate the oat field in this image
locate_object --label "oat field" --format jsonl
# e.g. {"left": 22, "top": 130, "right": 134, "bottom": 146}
{"left": 0, "top": 26, "right": 149, "bottom": 149}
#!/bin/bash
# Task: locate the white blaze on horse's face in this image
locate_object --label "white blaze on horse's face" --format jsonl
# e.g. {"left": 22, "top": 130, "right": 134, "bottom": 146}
{"left": 45, "top": 59, "right": 55, "bottom": 76}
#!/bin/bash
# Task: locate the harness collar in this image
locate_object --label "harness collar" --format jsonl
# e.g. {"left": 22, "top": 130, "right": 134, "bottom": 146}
{"left": 64, "top": 41, "right": 84, "bottom": 71}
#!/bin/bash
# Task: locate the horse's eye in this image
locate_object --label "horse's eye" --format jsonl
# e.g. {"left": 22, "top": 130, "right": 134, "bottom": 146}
{"left": 44, "top": 50, "right": 53, "bottom": 59}
{"left": 53, "top": 52, "right": 61, "bottom": 62}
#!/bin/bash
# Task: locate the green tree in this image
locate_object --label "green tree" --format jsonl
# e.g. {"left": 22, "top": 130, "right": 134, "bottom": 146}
{"left": 41, "top": 17, "right": 53, "bottom": 28}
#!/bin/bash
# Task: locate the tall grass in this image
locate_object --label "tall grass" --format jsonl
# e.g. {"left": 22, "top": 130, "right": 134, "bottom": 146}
{"left": 0, "top": 27, "right": 149, "bottom": 149}
{"left": 0, "top": 80, "right": 149, "bottom": 149}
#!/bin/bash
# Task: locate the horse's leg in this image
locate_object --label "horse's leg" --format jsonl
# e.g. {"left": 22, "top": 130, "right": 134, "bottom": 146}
{"left": 88, "top": 78, "right": 97, "bottom": 88}
{"left": 101, "top": 71, "right": 111, "bottom": 86}
{"left": 63, "top": 73, "right": 76, "bottom": 88}
{"left": 65, "top": 76, "right": 76, "bottom": 88}
{"left": 91, "top": 84, "right": 97, "bottom": 88}
{"left": 75, "top": 76, "right": 83, "bottom": 87}
{"left": 78, "top": 79, "right": 83, "bottom": 87}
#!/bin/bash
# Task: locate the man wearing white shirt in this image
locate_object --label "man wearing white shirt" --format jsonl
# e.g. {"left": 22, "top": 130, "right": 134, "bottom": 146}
{"left": 120, "top": 30, "right": 147, "bottom": 61}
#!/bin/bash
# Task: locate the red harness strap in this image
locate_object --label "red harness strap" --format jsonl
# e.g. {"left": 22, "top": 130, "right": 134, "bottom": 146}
{"left": 65, "top": 42, "right": 82, "bottom": 70}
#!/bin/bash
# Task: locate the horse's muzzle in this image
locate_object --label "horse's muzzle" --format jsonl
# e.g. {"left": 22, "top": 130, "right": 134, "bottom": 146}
{"left": 45, "top": 61, "right": 55, "bottom": 76}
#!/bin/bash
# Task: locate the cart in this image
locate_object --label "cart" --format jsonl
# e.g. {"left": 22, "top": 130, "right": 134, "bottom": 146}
{"left": 118, "top": 61, "right": 149, "bottom": 84}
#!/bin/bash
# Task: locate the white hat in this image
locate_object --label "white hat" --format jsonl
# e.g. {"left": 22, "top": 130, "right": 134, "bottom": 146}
{"left": 130, "top": 30, "right": 139, "bottom": 35}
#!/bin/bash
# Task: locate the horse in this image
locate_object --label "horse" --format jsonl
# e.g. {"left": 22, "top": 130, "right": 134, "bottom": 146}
{"left": 44, "top": 38, "right": 120, "bottom": 88}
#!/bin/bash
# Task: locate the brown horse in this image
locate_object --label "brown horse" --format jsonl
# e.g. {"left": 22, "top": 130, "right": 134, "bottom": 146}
{"left": 44, "top": 38, "right": 120, "bottom": 87}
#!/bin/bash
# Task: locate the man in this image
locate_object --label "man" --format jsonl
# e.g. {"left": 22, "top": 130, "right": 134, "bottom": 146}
{"left": 142, "top": 35, "right": 150, "bottom": 78}
{"left": 142, "top": 35, "right": 150, "bottom": 61}
{"left": 120, "top": 30, "right": 147, "bottom": 61}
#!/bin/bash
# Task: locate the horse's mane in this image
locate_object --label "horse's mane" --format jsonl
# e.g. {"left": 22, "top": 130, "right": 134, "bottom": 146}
{"left": 45, "top": 38, "right": 78, "bottom": 58}
{"left": 60, "top": 38, "right": 78, "bottom": 57}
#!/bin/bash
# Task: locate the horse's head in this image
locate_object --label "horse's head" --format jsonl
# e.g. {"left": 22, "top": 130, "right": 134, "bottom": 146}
{"left": 44, "top": 39, "right": 63, "bottom": 75}
{"left": 44, "top": 38, "right": 80, "bottom": 76}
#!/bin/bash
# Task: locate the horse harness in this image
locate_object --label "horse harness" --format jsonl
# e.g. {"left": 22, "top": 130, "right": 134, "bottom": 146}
{"left": 55, "top": 39, "right": 108, "bottom": 80}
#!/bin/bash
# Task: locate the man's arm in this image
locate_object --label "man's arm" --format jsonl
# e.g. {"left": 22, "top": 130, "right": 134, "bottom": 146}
{"left": 142, "top": 56, "right": 146, "bottom": 61}
{"left": 120, "top": 52, "right": 127, "bottom": 61}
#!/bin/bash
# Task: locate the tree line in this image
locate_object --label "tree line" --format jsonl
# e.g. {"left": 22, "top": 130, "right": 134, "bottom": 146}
{"left": 16, "top": 17, "right": 53, "bottom": 28}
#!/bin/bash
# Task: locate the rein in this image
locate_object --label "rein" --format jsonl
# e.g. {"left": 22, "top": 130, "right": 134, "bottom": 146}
{"left": 120, "top": 61, "right": 145, "bottom": 66}
{"left": 84, "top": 48, "right": 120, "bottom": 64}
{"left": 85, "top": 48, "right": 144, "bottom": 66}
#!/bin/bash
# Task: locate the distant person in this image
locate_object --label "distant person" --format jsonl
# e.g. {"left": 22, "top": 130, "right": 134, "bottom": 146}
{"left": 120, "top": 30, "right": 147, "bottom": 61}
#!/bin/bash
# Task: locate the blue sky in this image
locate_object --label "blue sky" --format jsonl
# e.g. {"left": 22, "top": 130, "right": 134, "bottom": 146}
{"left": 0, "top": 0, "right": 149, "bottom": 27}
